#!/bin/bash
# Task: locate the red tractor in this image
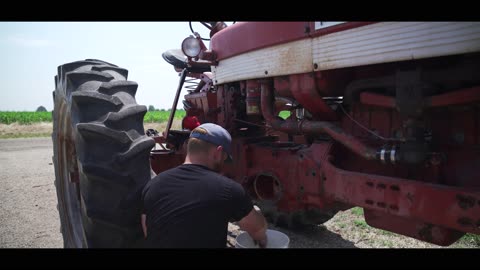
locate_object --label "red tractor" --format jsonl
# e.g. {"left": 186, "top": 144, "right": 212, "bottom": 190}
{"left": 52, "top": 21, "right": 480, "bottom": 247}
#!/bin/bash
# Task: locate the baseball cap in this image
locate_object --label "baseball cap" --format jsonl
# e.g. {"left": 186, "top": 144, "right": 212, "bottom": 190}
{"left": 189, "top": 123, "right": 233, "bottom": 161}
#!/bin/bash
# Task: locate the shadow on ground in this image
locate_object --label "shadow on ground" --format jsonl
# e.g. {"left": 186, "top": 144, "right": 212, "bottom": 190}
{"left": 227, "top": 223, "right": 356, "bottom": 248}
{"left": 270, "top": 224, "right": 357, "bottom": 248}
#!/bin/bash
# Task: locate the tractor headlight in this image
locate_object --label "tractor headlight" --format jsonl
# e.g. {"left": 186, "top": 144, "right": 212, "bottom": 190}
{"left": 181, "top": 36, "right": 201, "bottom": 57}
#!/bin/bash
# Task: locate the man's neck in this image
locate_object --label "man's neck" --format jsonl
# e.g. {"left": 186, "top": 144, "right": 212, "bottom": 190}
{"left": 184, "top": 155, "right": 211, "bottom": 169}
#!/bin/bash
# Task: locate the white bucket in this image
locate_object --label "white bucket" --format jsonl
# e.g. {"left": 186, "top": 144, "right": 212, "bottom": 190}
{"left": 235, "top": 229, "right": 290, "bottom": 248}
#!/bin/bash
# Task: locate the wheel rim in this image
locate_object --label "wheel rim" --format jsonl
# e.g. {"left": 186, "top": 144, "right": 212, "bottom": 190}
{"left": 57, "top": 101, "right": 85, "bottom": 247}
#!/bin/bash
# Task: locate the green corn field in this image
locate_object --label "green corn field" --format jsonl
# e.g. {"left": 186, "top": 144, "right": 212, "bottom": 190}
{"left": 0, "top": 109, "right": 291, "bottom": 125}
{"left": 0, "top": 110, "right": 186, "bottom": 125}
{"left": 0, "top": 112, "right": 52, "bottom": 125}
{"left": 143, "top": 110, "right": 186, "bottom": 123}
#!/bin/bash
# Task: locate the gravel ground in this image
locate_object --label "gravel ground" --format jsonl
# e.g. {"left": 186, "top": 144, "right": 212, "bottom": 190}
{"left": 228, "top": 207, "right": 479, "bottom": 248}
{"left": 0, "top": 137, "right": 62, "bottom": 248}
{"left": 1, "top": 136, "right": 478, "bottom": 248}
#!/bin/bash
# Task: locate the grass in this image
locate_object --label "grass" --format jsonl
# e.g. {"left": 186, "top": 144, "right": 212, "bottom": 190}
{"left": 353, "top": 219, "right": 369, "bottom": 229}
{"left": 328, "top": 208, "right": 479, "bottom": 248}
{"left": 381, "top": 230, "right": 395, "bottom": 236}
{"left": 351, "top": 207, "right": 364, "bottom": 216}
{"left": 456, "top": 233, "right": 480, "bottom": 247}
{"left": 381, "top": 240, "right": 394, "bottom": 248}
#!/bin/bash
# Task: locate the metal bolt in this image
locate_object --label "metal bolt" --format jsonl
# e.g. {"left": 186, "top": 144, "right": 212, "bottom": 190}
{"left": 389, "top": 205, "right": 399, "bottom": 211}
{"left": 296, "top": 108, "right": 305, "bottom": 120}
{"left": 390, "top": 185, "right": 400, "bottom": 191}
{"left": 377, "top": 202, "right": 386, "bottom": 208}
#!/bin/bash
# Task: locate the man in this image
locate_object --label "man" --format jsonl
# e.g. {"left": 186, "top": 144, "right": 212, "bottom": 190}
{"left": 141, "top": 123, "right": 268, "bottom": 248}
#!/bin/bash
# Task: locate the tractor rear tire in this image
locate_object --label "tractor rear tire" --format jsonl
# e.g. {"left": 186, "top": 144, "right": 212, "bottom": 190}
{"left": 52, "top": 59, "right": 154, "bottom": 247}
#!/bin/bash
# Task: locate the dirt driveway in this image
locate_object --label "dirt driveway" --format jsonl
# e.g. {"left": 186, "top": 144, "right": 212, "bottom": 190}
{"left": 0, "top": 137, "right": 62, "bottom": 248}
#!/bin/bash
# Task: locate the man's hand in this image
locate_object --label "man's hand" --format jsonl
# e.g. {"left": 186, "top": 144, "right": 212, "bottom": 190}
{"left": 254, "top": 238, "right": 267, "bottom": 248}
{"left": 237, "top": 206, "right": 268, "bottom": 248}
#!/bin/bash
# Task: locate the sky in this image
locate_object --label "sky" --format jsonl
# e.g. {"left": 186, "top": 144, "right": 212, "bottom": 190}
{"left": 0, "top": 22, "right": 218, "bottom": 111}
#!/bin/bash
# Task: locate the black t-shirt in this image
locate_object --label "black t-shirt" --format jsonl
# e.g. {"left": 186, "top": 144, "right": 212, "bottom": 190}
{"left": 141, "top": 164, "right": 253, "bottom": 248}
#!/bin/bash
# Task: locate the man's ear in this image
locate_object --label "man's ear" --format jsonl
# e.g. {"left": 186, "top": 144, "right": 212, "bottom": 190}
{"left": 216, "top": 145, "right": 224, "bottom": 157}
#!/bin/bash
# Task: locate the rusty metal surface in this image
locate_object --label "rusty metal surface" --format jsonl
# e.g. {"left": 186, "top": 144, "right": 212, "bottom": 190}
{"left": 158, "top": 70, "right": 480, "bottom": 245}
{"left": 288, "top": 73, "right": 338, "bottom": 120}
{"left": 150, "top": 150, "right": 185, "bottom": 175}
{"left": 260, "top": 80, "right": 378, "bottom": 160}
{"left": 210, "top": 22, "right": 376, "bottom": 60}
{"left": 364, "top": 209, "right": 464, "bottom": 246}
{"left": 210, "top": 22, "right": 309, "bottom": 60}
{"left": 359, "top": 86, "right": 480, "bottom": 110}
{"left": 427, "top": 86, "right": 480, "bottom": 107}
{"left": 153, "top": 24, "right": 480, "bottom": 245}
{"left": 246, "top": 80, "right": 261, "bottom": 116}
{"left": 184, "top": 91, "right": 217, "bottom": 124}
{"left": 321, "top": 155, "right": 480, "bottom": 235}
{"left": 221, "top": 138, "right": 331, "bottom": 213}
{"left": 274, "top": 76, "right": 293, "bottom": 98}
{"left": 359, "top": 92, "right": 395, "bottom": 108}
{"left": 215, "top": 84, "right": 241, "bottom": 130}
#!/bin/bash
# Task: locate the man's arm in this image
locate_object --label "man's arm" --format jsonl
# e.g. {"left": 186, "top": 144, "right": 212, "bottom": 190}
{"left": 236, "top": 207, "right": 268, "bottom": 247}
{"left": 228, "top": 181, "right": 268, "bottom": 247}
{"left": 141, "top": 214, "right": 147, "bottom": 238}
